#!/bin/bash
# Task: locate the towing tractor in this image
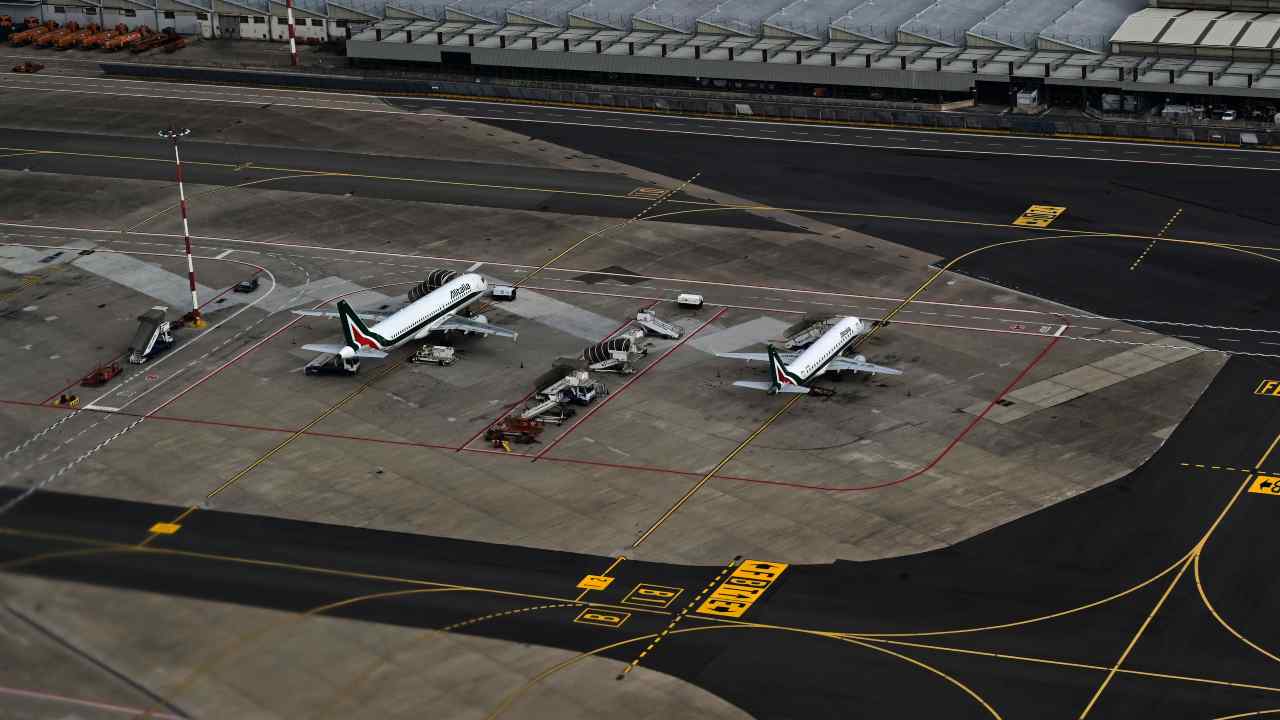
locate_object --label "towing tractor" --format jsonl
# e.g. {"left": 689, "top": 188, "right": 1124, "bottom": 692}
{"left": 484, "top": 417, "right": 543, "bottom": 447}
{"left": 81, "top": 361, "right": 122, "bottom": 387}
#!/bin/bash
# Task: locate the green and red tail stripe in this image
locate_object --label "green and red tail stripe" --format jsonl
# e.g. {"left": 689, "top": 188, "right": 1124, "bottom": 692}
{"left": 767, "top": 344, "right": 805, "bottom": 388}
{"left": 338, "top": 300, "right": 390, "bottom": 351}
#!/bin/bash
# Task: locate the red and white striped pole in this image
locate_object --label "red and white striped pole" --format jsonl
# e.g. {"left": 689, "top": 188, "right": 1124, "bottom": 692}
{"left": 285, "top": 0, "right": 298, "bottom": 66}
{"left": 159, "top": 127, "right": 205, "bottom": 328}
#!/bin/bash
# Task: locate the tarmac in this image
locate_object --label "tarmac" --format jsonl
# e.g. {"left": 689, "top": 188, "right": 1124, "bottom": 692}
{"left": 0, "top": 69, "right": 1277, "bottom": 719}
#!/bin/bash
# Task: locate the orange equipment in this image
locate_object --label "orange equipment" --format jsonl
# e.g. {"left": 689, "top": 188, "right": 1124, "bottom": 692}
{"left": 80, "top": 23, "right": 126, "bottom": 49}
{"left": 130, "top": 26, "right": 174, "bottom": 52}
{"left": 103, "top": 24, "right": 150, "bottom": 51}
{"left": 33, "top": 20, "right": 79, "bottom": 48}
{"left": 55, "top": 22, "right": 98, "bottom": 49}
{"left": 483, "top": 418, "right": 544, "bottom": 447}
{"left": 80, "top": 361, "right": 122, "bottom": 388}
{"left": 10, "top": 20, "right": 56, "bottom": 46}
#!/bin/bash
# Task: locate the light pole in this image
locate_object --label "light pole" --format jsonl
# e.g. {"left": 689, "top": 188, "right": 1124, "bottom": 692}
{"left": 285, "top": 0, "right": 298, "bottom": 66}
{"left": 159, "top": 126, "right": 206, "bottom": 329}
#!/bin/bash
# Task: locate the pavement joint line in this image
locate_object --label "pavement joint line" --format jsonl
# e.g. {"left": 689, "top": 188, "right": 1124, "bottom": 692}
{"left": 617, "top": 556, "right": 739, "bottom": 679}
{"left": 1130, "top": 208, "right": 1184, "bottom": 271}
{"left": 138, "top": 361, "right": 404, "bottom": 546}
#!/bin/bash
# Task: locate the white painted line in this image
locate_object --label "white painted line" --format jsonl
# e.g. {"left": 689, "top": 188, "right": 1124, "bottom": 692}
{"left": 466, "top": 261, "right": 484, "bottom": 271}
{"left": 214, "top": 249, "right": 234, "bottom": 259}
{"left": 82, "top": 404, "right": 120, "bottom": 412}
{"left": 1054, "top": 324, "right": 1068, "bottom": 337}
{"left": 2, "top": 75, "right": 1278, "bottom": 171}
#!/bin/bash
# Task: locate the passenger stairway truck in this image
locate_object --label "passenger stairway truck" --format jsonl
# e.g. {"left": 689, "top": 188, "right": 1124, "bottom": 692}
{"left": 635, "top": 309, "right": 682, "bottom": 339}
{"left": 128, "top": 306, "right": 174, "bottom": 364}
{"left": 519, "top": 369, "right": 607, "bottom": 421}
{"left": 784, "top": 317, "right": 839, "bottom": 350}
{"left": 582, "top": 329, "right": 648, "bottom": 374}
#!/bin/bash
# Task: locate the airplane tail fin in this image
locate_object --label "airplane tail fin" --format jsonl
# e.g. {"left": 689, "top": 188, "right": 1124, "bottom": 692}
{"left": 337, "top": 300, "right": 386, "bottom": 351}
{"left": 767, "top": 344, "right": 804, "bottom": 392}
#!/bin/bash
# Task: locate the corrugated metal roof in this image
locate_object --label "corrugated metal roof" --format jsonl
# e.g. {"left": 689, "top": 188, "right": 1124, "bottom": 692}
{"left": 1160, "top": 11, "right": 1223, "bottom": 45}
{"left": 1109, "top": 7, "right": 1183, "bottom": 44}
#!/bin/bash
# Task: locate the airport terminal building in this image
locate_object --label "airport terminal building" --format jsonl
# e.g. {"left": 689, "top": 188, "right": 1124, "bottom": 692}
{"left": 333, "top": 0, "right": 1280, "bottom": 108}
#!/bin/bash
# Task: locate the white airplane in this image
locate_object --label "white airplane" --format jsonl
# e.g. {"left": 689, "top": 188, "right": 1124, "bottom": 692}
{"left": 716, "top": 316, "right": 900, "bottom": 394}
{"left": 295, "top": 272, "right": 516, "bottom": 363}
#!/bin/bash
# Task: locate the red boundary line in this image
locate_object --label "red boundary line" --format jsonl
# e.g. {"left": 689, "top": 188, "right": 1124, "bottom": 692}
{"left": 0, "top": 319, "right": 1064, "bottom": 493}
{"left": 533, "top": 306, "right": 727, "bottom": 461}
{"left": 453, "top": 299, "right": 661, "bottom": 453}
{"left": 33, "top": 265, "right": 261, "bottom": 406}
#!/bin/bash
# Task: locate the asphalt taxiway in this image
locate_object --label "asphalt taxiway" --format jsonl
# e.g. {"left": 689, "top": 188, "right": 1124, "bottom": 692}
{"left": 2, "top": 73, "right": 1280, "bottom": 719}
{"left": 3, "top": 354, "right": 1280, "bottom": 719}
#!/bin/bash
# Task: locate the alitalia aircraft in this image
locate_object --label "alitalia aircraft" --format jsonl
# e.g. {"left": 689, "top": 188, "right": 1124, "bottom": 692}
{"left": 716, "top": 316, "right": 900, "bottom": 394}
{"left": 295, "top": 272, "right": 516, "bottom": 362}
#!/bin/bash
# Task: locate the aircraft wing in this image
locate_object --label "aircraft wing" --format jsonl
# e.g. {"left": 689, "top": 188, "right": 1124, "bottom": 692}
{"left": 301, "top": 343, "right": 388, "bottom": 359}
{"left": 436, "top": 316, "right": 519, "bottom": 340}
{"left": 715, "top": 351, "right": 799, "bottom": 363}
{"left": 733, "top": 381, "right": 810, "bottom": 394}
{"left": 293, "top": 309, "right": 393, "bottom": 323}
{"left": 826, "top": 357, "right": 902, "bottom": 375}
